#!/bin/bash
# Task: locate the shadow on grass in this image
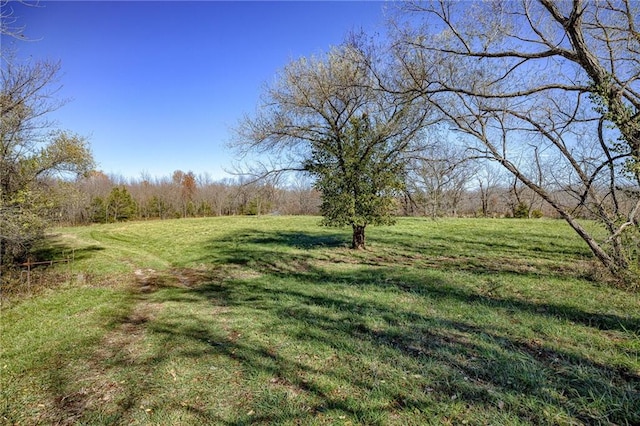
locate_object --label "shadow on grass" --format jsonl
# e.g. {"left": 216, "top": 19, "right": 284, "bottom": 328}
{"left": 145, "top": 268, "right": 639, "bottom": 424}
{"left": 246, "top": 230, "right": 348, "bottom": 249}
{"left": 32, "top": 234, "right": 105, "bottom": 263}
{"left": 366, "top": 230, "right": 596, "bottom": 282}
{"left": 378, "top": 228, "right": 593, "bottom": 258}
{"left": 43, "top": 229, "right": 640, "bottom": 425}
{"left": 202, "top": 230, "right": 638, "bottom": 335}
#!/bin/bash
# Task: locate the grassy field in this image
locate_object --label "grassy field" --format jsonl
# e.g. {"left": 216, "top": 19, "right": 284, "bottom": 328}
{"left": 1, "top": 216, "right": 639, "bottom": 425}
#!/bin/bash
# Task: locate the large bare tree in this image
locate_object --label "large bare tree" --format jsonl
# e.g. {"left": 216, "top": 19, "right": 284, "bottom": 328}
{"left": 392, "top": 0, "right": 640, "bottom": 280}
{"left": 234, "top": 44, "right": 433, "bottom": 248}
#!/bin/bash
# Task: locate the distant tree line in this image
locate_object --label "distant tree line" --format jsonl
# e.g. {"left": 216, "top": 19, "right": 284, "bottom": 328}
{"left": 36, "top": 162, "right": 635, "bottom": 227}
{"left": 44, "top": 171, "right": 319, "bottom": 224}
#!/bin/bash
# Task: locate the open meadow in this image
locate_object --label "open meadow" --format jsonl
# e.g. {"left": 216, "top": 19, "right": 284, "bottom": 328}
{"left": 1, "top": 216, "right": 639, "bottom": 425}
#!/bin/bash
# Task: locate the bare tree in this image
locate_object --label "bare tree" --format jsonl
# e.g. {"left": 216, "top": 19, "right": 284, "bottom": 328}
{"left": 408, "top": 143, "right": 476, "bottom": 217}
{"left": 172, "top": 170, "right": 197, "bottom": 218}
{"left": 281, "top": 175, "right": 321, "bottom": 215}
{"left": 0, "top": 0, "right": 33, "bottom": 40}
{"left": 392, "top": 0, "right": 640, "bottom": 280}
{"left": 472, "top": 161, "right": 506, "bottom": 217}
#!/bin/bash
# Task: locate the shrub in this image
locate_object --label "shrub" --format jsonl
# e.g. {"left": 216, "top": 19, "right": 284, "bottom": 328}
{"left": 513, "top": 202, "right": 530, "bottom": 218}
{"left": 531, "top": 209, "right": 543, "bottom": 218}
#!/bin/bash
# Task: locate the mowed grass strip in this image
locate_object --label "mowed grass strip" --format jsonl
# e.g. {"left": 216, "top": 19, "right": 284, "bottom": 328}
{"left": 1, "top": 216, "right": 638, "bottom": 425}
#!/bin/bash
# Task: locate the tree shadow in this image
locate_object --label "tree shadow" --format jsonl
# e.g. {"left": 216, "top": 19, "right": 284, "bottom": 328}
{"left": 142, "top": 230, "right": 640, "bottom": 422}
{"left": 200, "top": 230, "right": 638, "bottom": 335}
{"left": 141, "top": 263, "right": 639, "bottom": 424}
{"left": 32, "top": 234, "right": 104, "bottom": 263}
{"left": 374, "top": 225, "right": 594, "bottom": 259}
{"left": 246, "top": 230, "right": 348, "bottom": 249}
{"left": 41, "top": 227, "right": 639, "bottom": 424}
{"left": 365, "top": 228, "right": 598, "bottom": 281}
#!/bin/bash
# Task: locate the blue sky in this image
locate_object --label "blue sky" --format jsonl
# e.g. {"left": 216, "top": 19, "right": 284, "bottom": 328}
{"left": 4, "top": 1, "right": 388, "bottom": 181}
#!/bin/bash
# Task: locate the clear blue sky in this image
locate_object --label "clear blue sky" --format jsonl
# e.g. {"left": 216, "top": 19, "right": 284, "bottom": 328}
{"left": 4, "top": 1, "right": 388, "bottom": 181}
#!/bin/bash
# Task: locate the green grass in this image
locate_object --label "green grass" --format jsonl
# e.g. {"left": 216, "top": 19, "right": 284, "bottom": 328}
{"left": 2, "top": 216, "right": 639, "bottom": 425}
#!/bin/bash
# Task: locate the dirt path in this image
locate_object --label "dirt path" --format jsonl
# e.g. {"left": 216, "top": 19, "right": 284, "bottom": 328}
{"left": 43, "top": 269, "right": 172, "bottom": 424}
{"left": 41, "top": 264, "right": 233, "bottom": 424}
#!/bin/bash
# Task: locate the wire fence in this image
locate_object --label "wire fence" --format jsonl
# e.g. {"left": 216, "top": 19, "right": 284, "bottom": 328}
{"left": 20, "top": 254, "right": 73, "bottom": 290}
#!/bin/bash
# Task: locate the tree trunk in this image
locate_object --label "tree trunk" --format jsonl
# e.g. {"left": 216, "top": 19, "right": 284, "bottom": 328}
{"left": 352, "top": 224, "right": 366, "bottom": 249}
{"left": 500, "top": 156, "right": 625, "bottom": 277}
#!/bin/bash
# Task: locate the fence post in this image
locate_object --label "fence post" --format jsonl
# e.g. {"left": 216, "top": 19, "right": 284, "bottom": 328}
{"left": 26, "top": 258, "right": 32, "bottom": 294}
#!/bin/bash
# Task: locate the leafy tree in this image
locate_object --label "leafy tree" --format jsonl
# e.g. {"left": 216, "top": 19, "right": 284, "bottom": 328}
{"left": 235, "top": 44, "right": 431, "bottom": 248}
{"left": 106, "top": 186, "right": 136, "bottom": 222}
{"left": 147, "top": 194, "right": 172, "bottom": 219}
{"left": 88, "top": 187, "right": 136, "bottom": 223}
{"left": 89, "top": 196, "right": 107, "bottom": 223}
{"left": 307, "top": 114, "right": 404, "bottom": 248}
{"left": 1, "top": 56, "right": 94, "bottom": 265}
{"left": 513, "top": 202, "right": 530, "bottom": 219}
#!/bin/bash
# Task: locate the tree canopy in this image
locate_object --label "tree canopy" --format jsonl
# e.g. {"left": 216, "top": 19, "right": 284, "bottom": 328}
{"left": 235, "top": 44, "right": 432, "bottom": 248}
{"left": 1, "top": 55, "right": 94, "bottom": 265}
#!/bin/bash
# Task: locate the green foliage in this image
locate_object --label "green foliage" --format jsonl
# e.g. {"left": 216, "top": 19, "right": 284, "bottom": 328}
{"left": 618, "top": 221, "right": 640, "bottom": 283}
{"left": 531, "top": 209, "right": 543, "bottom": 219}
{"left": 0, "top": 199, "right": 46, "bottom": 264}
{"left": 246, "top": 197, "right": 272, "bottom": 216}
{"left": 236, "top": 44, "right": 428, "bottom": 248}
{"left": 89, "top": 187, "right": 137, "bottom": 223}
{"left": 513, "top": 202, "right": 530, "bottom": 219}
{"left": 147, "top": 195, "right": 172, "bottom": 219}
{"left": 196, "top": 200, "right": 213, "bottom": 217}
{"left": 1, "top": 56, "right": 94, "bottom": 266}
{"left": 106, "top": 186, "right": 137, "bottom": 222}
{"left": 89, "top": 196, "right": 107, "bottom": 223}
{"left": 0, "top": 185, "right": 59, "bottom": 265}
{"left": 307, "top": 115, "right": 403, "bottom": 231}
